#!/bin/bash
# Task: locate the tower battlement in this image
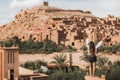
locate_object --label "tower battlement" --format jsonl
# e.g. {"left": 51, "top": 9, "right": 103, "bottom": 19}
{"left": 43, "top": 2, "right": 49, "bottom": 6}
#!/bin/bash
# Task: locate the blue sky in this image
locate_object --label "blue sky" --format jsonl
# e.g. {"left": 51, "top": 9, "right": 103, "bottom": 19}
{"left": 0, "top": 0, "right": 120, "bottom": 25}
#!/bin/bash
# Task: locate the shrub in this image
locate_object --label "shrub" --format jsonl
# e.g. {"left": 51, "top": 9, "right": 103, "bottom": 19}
{"left": 97, "top": 56, "right": 108, "bottom": 68}
{"left": 95, "top": 56, "right": 108, "bottom": 77}
{"left": 98, "top": 44, "right": 120, "bottom": 54}
{"left": 106, "top": 66, "right": 120, "bottom": 80}
{"left": 80, "top": 45, "right": 87, "bottom": 51}
{"left": 40, "top": 39, "right": 60, "bottom": 53}
{"left": 112, "top": 44, "right": 120, "bottom": 53}
{"left": 19, "top": 39, "right": 64, "bottom": 54}
{"left": 57, "top": 44, "right": 66, "bottom": 52}
{"left": 20, "top": 60, "right": 47, "bottom": 71}
{"left": 3, "top": 39, "right": 13, "bottom": 47}
{"left": 50, "top": 54, "right": 68, "bottom": 68}
{"left": 49, "top": 67, "right": 86, "bottom": 80}
{"left": 95, "top": 60, "right": 120, "bottom": 80}
{"left": 22, "top": 61, "right": 35, "bottom": 70}
{"left": 1, "top": 37, "right": 77, "bottom": 54}
{"left": 3, "top": 36, "right": 21, "bottom": 47}
{"left": 102, "top": 45, "right": 111, "bottom": 53}
{"left": 95, "top": 67, "right": 108, "bottom": 77}
{"left": 79, "top": 51, "right": 89, "bottom": 62}
{"left": 19, "top": 40, "right": 43, "bottom": 54}
{"left": 114, "top": 61, "right": 120, "bottom": 66}
{"left": 66, "top": 45, "right": 77, "bottom": 52}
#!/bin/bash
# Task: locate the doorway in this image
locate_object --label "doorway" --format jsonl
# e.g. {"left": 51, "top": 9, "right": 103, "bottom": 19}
{"left": 10, "top": 69, "right": 14, "bottom": 80}
{"left": 72, "top": 42, "right": 75, "bottom": 46}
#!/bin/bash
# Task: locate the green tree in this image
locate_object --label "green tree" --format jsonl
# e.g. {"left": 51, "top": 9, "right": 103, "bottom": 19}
{"left": 106, "top": 66, "right": 120, "bottom": 80}
{"left": 3, "top": 39, "right": 13, "bottom": 47}
{"left": 95, "top": 57, "right": 109, "bottom": 77}
{"left": 11, "top": 36, "right": 21, "bottom": 46}
{"left": 97, "top": 56, "right": 108, "bottom": 68}
{"left": 80, "top": 45, "right": 87, "bottom": 51}
{"left": 21, "top": 60, "right": 47, "bottom": 71}
{"left": 79, "top": 51, "right": 89, "bottom": 62}
{"left": 50, "top": 69, "right": 86, "bottom": 80}
{"left": 51, "top": 54, "right": 69, "bottom": 68}
{"left": 41, "top": 39, "right": 58, "bottom": 53}
{"left": 112, "top": 44, "right": 120, "bottom": 53}
{"left": 67, "top": 45, "right": 77, "bottom": 52}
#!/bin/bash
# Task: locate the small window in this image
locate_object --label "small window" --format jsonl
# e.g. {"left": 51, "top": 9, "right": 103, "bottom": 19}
{"left": 8, "top": 52, "right": 10, "bottom": 63}
{"left": 72, "top": 42, "right": 75, "bottom": 46}
{"left": 46, "top": 35, "right": 48, "bottom": 39}
{"left": 22, "top": 36, "right": 25, "bottom": 39}
{"left": 8, "top": 51, "right": 14, "bottom": 64}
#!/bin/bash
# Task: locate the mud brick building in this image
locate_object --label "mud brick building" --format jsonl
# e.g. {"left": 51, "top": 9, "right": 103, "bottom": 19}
{"left": 0, "top": 46, "right": 19, "bottom": 80}
{"left": 0, "top": 2, "right": 120, "bottom": 49}
{"left": 0, "top": 46, "right": 49, "bottom": 80}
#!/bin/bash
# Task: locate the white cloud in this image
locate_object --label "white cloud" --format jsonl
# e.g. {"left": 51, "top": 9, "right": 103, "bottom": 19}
{"left": 10, "top": 0, "right": 43, "bottom": 8}
{"left": 94, "top": 0, "right": 119, "bottom": 9}
{"left": 0, "top": 0, "right": 118, "bottom": 25}
{"left": 91, "top": 0, "right": 120, "bottom": 17}
{"left": 49, "top": 0, "right": 120, "bottom": 17}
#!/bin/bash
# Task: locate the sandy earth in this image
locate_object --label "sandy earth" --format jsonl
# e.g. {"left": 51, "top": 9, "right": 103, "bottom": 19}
{"left": 19, "top": 51, "right": 120, "bottom": 69}
{"left": 19, "top": 51, "right": 120, "bottom": 79}
{"left": 19, "top": 51, "right": 86, "bottom": 63}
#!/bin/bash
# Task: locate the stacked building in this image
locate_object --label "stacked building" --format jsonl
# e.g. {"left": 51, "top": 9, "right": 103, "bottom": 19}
{"left": 0, "top": 2, "right": 120, "bottom": 49}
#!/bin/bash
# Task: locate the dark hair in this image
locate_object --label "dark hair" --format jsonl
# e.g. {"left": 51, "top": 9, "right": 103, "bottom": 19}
{"left": 89, "top": 41, "right": 95, "bottom": 56}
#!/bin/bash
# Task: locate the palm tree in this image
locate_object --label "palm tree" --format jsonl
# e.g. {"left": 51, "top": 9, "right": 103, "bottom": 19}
{"left": 50, "top": 53, "right": 69, "bottom": 68}
{"left": 97, "top": 56, "right": 108, "bottom": 69}
{"left": 80, "top": 51, "right": 105, "bottom": 61}
{"left": 80, "top": 51, "right": 108, "bottom": 69}
{"left": 79, "top": 51, "right": 89, "bottom": 63}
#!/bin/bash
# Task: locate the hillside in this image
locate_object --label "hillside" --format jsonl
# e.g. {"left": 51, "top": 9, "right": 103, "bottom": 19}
{"left": 0, "top": 2, "right": 120, "bottom": 49}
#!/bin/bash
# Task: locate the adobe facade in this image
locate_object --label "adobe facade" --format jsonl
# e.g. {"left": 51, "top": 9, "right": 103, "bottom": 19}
{"left": 0, "top": 46, "right": 49, "bottom": 80}
{"left": 0, "top": 46, "right": 19, "bottom": 80}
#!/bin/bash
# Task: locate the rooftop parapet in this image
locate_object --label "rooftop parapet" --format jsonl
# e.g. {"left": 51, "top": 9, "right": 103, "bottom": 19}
{"left": 43, "top": 2, "right": 49, "bottom": 6}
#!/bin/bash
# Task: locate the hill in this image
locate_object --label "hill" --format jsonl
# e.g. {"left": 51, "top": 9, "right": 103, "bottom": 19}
{"left": 0, "top": 2, "right": 120, "bottom": 49}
